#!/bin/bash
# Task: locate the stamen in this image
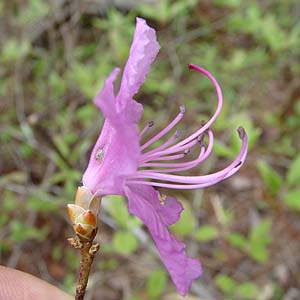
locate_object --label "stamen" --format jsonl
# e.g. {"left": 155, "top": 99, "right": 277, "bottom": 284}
{"left": 141, "top": 146, "right": 206, "bottom": 173}
{"left": 145, "top": 153, "right": 186, "bottom": 162}
{"left": 139, "top": 121, "right": 155, "bottom": 137}
{"left": 140, "top": 105, "right": 185, "bottom": 151}
{"left": 130, "top": 128, "right": 247, "bottom": 186}
{"left": 147, "top": 135, "right": 199, "bottom": 158}
{"left": 166, "top": 65, "right": 223, "bottom": 152}
{"left": 141, "top": 130, "right": 180, "bottom": 158}
{"left": 139, "top": 130, "right": 214, "bottom": 173}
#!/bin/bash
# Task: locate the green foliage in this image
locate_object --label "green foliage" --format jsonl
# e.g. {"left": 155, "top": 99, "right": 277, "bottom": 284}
{"left": 195, "top": 225, "right": 219, "bottom": 242}
{"left": 286, "top": 155, "right": 300, "bottom": 187}
{"left": 1, "top": 38, "right": 31, "bottom": 63}
{"left": 146, "top": 270, "right": 167, "bottom": 299}
{"left": 248, "top": 219, "right": 272, "bottom": 263}
{"left": 215, "top": 274, "right": 259, "bottom": 299}
{"left": 226, "top": 219, "right": 272, "bottom": 263}
{"left": 226, "top": 232, "right": 247, "bottom": 250}
{"left": 135, "top": 0, "right": 197, "bottom": 23}
{"left": 106, "top": 196, "right": 129, "bottom": 228}
{"left": 236, "top": 282, "right": 259, "bottom": 298}
{"left": 97, "top": 259, "right": 118, "bottom": 271}
{"left": 284, "top": 190, "right": 300, "bottom": 211}
{"left": 215, "top": 274, "right": 235, "bottom": 295}
{"left": 10, "top": 221, "right": 49, "bottom": 242}
{"left": 171, "top": 201, "right": 195, "bottom": 236}
{"left": 256, "top": 160, "right": 283, "bottom": 195}
{"left": 112, "top": 231, "right": 138, "bottom": 255}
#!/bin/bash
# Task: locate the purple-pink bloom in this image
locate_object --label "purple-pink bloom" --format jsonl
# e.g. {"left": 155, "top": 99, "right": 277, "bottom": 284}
{"left": 82, "top": 18, "right": 248, "bottom": 296}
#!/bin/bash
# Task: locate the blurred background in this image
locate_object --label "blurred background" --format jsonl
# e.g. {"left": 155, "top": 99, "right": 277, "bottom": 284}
{"left": 0, "top": 1, "right": 300, "bottom": 299}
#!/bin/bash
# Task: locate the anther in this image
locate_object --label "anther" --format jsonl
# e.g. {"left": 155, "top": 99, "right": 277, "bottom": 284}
{"left": 197, "top": 134, "right": 205, "bottom": 144}
{"left": 237, "top": 127, "right": 245, "bottom": 139}
{"left": 184, "top": 149, "right": 190, "bottom": 155}
{"left": 148, "top": 121, "right": 154, "bottom": 127}
{"left": 179, "top": 105, "right": 186, "bottom": 114}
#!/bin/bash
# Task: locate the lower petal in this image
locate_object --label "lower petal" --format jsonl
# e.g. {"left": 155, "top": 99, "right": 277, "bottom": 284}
{"left": 125, "top": 184, "right": 202, "bottom": 296}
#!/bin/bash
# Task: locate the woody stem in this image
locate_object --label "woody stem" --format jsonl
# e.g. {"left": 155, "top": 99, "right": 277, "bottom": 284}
{"left": 69, "top": 237, "right": 100, "bottom": 300}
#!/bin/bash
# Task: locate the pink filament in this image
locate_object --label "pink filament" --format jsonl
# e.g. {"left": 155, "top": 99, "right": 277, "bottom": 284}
{"left": 139, "top": 121, "right": 154, "bottom": 138}
{"left": 140, "top": 130, "right": 214, "bottom": 173}
{"left": 140, "top": 105, "right": 185, "bottom": 151}
{"left": 141, "top": 130, "right": 180, "bottom": 160}
{"left": 129, "top": 128, "right": 247, "bottom": 188}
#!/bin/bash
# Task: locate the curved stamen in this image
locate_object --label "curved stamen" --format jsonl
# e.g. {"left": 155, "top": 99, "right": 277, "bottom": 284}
{"left": 128, "top": 143, "right": 247, "bottom": 189}
{"left": 139, "top": 121, "right": 154, "bottom": 137}
{"left": 144, "top": 153, "right": 186, "bottom": 162}
{"left": 140, "top": 130, "right": 214, "bottom": 173}
{"left": 130, "top": 128, "right": 247, "bottom": 184}
{"left": 141, "top": 130, "right": 180, "bottom": 158}
{"left": 166, "top": 64, "right": 223, "bottom": 152}
{"left": 143, "top": 134, "right": 200, "bottom": 161}
{"left": 140, "top": 105, "right": 185, "bottom": 151}
{"left": 142, "top": 146, "right": 206, "bottom": 173}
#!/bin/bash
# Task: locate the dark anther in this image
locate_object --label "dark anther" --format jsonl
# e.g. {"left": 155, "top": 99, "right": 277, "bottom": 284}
{"left": 184, "top": 149, "right": 190, "bottom": 155}
{"left": 237, "top": 127, "right": 246, "bottom": 139}
{"left": 200, "top": 120, "right": 207, "bottom": 127}
{"left": 197, "top": 134, "right": 205, "bottom": 144}
{"left": 148, "top": 121, "right": 154, "bottom": 127}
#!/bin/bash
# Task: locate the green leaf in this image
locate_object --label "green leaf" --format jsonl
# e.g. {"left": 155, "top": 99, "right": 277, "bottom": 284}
{"left": 256, "top": 160, "right": 283, "bottom": 194}
{"left": 195, "top": 225, "right": 219, "bottom": 242}
{"left": 248, "top": 243, "right": 269, "bottom": 263}
{"left": 286, "top": 155, "right": 300, "bottom": 187}
{"left": 112, "top": 231, "right": 138, "bottom": 255}
{"left": 226, "top": 232, "right": 247, "bottom": 250}
{"left": 284, "top": 189, "right": 300, "bottom": 211}
{"left": 249, "top": 219, "right": 272, "bottom": 244}
{"left": 10, "top": 221, "right": 49, "bottom": 242}
{"left": 248, "top": 219, "right": 272, "bottom": 263}
{"left": 236, "top": 282, "right": 258, "bottom": 298}
{"left": 146, "top": 270, "right": 167, "bottom": 299}
{"left": 171, "top": 201, "right": 195, "bottom": 236}
{"left": 215, "top": 274, "right": 236, "bottom": 295}
{"left": 27, "top": 195, "right": 58, "bottom": 212}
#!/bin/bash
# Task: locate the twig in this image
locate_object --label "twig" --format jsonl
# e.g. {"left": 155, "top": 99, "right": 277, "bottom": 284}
{"left": 68, "top": 236, "right": 100, "bottom": 300}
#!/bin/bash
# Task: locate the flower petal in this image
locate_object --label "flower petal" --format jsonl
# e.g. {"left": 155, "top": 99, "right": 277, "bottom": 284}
{"left": 94, "top": 68, "right": 120, "bottom": 119}
{"left": 117, "top": 18, "right": 160, "bottom": 119}
{"left": 125, "top": 184, "right": 202, "bottom": 296}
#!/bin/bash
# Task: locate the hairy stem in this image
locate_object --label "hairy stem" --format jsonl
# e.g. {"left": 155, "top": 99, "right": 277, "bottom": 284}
{"left": 69, "top": 237, "right": 100, "bottom": 300}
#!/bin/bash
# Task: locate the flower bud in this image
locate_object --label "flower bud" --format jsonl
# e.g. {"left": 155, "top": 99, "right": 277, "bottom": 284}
{"left": 68, "top": 186, "right": 101, "bottom": 241}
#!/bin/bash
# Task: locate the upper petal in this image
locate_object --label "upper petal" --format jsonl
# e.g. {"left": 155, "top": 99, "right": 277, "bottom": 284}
{"left": 94, "top": 68, "right": 120, "bottom": 119}
{"left": 125, "top": 184, "right": 202, "bottom": 296}
{"left": 117, "top": 18, "right": 160, "bottom": 110}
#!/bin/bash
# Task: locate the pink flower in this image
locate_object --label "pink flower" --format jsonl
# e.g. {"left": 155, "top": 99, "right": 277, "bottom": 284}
{"left": 82, "top": 18, "right": 248, "bottom": 296}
